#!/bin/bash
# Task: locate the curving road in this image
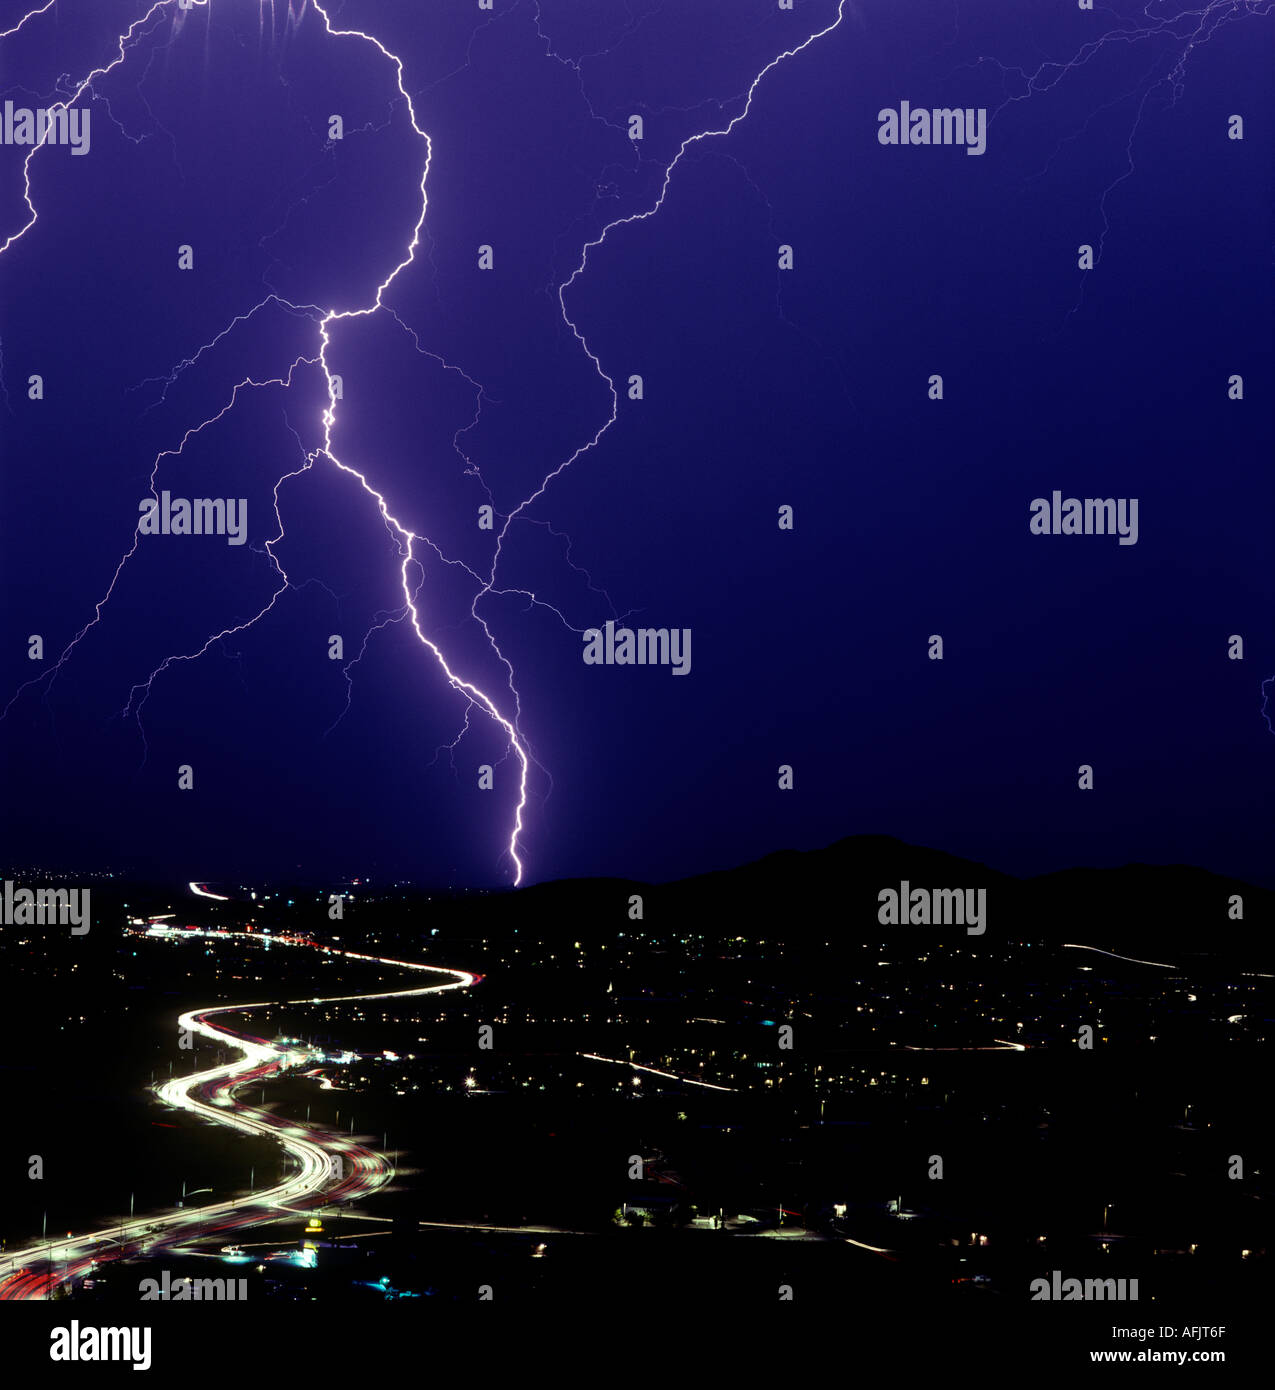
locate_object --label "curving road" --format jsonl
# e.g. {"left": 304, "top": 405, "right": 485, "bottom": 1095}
{"left": 0, "top": 926, "right": 474, "bottom": 1299}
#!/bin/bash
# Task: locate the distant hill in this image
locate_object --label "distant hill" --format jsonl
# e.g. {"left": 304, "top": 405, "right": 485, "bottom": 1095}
{"left": 476, "top": 836, "right": 1274, "bottom": 968}
{"left": 85, "top": 836, "right": 1273, "bottom": 971}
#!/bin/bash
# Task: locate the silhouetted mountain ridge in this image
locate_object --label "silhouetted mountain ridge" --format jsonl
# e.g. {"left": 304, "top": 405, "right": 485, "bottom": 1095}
{"left": 492, "top": 837, "right": 1272, "bottom": 965}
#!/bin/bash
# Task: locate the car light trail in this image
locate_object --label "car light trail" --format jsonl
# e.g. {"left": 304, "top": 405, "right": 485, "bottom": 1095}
{"left": 0, "top": 923, "right": 474, "bottom": 1300}
{"left": 188, "top": 882, "right": 229, "bottom": 900}
{"left": 1061, "top": 943, "right": 1177, "bottom": 970}
{"left": 580, "top": 1051, "right": 736, "bottom": 1092}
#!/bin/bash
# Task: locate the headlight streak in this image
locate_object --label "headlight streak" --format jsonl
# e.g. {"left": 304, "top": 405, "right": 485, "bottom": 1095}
{"left": 0, "top": 918, "right": 473, "bottom": 1299}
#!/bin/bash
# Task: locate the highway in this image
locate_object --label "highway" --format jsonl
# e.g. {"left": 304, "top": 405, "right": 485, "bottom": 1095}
{"left": 0, "top": 925, "right": 474, "bottom": 1299}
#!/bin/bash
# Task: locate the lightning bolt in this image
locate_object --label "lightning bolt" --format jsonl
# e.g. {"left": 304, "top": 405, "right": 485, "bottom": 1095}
{"left": 298, "top": 3, "right": 539, "bottom": 885}
{"left": 0, "top": 1, "right": 538, "bottom": 882}
{"left": 0, "top": 0, "right": 56, "bottom": 43}
{"left": 2, "top": 357, "right": 318, "bottom": 724}
{"left": 963, "top": 0, "right": 1273, "bottom": 324}
{"left": 120, "top": 392, "right": 317, "bottom": 751}
{"left": 474, "top": 0, "right": 851, "bottom": 620}
{"left": 1, "top": 0, "right": 850, "bottom": 887}
{"left": 0, "top": 0, "right": 179, "bottom": 259}
{"left": 962, "top": 3, "right": 1274, "bottom": 735}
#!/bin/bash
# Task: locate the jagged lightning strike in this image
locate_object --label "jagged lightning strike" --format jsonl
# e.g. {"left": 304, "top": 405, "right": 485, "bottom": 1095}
{"left": 1, "top": 0, "right": 852, "bottom": 884}
{"left": 477, "top": 0, "right": 851, "bottom": 601}
{"left": 0, "top": 0, "right": 541, "bottom": 879}
{"left": 964, "top": 0, "right": 1275, "bottom": 719}
{"left": 969, "top": 0, "right": 1274, "bottom": 321}
{"left": 0, "top": 0, "right": 55, "bottom": 43}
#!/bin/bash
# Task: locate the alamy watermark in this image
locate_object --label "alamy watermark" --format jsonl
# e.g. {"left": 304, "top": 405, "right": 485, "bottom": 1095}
{"left": 139, "top": 1270, "right": 248, "bottom": 1301}
{"left": 0, "top": 102, "right": 90, "bottom": 156}
{"left": 877, "top": 882, "right": 986, "bottom": 936}
{"left": 138, "top": 491, "right": 248, "bottom": 545}
{"left": 1030, "top": 1271, "right": 1139, "bottom": 1301}
{"left": 0, "top": 880, "right": 89, "bottom": 933}
{"left": 50, "top": 1323, "right": 150, "bottom": 1370}
{"left": 877, "top": 101, "right": 987, "bottom": 156}
{"left": 1029, "top": 493, "right": 1139, "bottom": 545}
{"left": 582, "top": 620, "right": 692, "bottom": 676}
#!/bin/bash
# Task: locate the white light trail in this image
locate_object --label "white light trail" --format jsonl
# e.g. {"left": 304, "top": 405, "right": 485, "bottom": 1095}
{"left": 580, "top": 1051, "right": 736, "bottom": 1092}
{"left": 188, "top": 882, "right": 229, "bottom": 900}
{"left": 0, "top": 924, "right": 474, "bottom": 1297}
{"left": 1061, "top": 943, "right": 1177, "bottom": 970}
